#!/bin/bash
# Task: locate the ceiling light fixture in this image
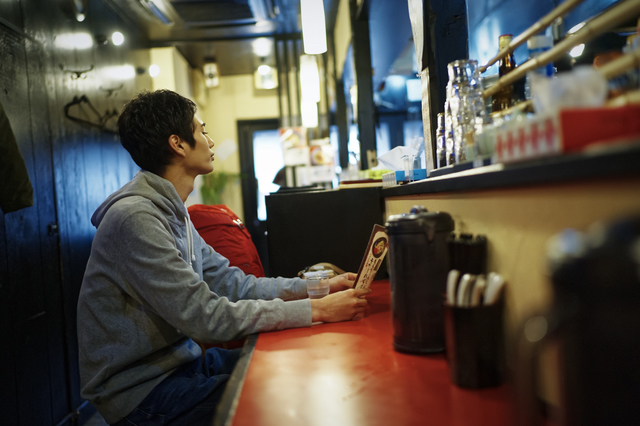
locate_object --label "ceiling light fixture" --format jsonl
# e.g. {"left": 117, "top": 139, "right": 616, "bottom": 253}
{"left": 149, "top": 64, "right": 160, "bottom": 77}
{"left": 300, "top": 0, "right": 327, "bottom": 54}
{"left": 254, "top": 64, "right": 277, "bottom": 90}
{"left": 252, "top": 38, "right": 272, "bottom": 57}
{"left": 203, "top": 63, "right": 220, "bottom": 88}
{"left": 71, "top": 0, "right": 88, "bottom": 22}
{"left": 257, "top": 64, "right": 271, "bottom": 76}
{"left": 111, "top": 32, "right": 124, "bottom": 46}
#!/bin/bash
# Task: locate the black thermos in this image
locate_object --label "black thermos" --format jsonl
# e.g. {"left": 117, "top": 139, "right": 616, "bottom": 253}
{"left": 546, "top": 216, "right": 640, "bottom": 425}
{"left": 386, "top": 206, "right": 454, "bottom": 353}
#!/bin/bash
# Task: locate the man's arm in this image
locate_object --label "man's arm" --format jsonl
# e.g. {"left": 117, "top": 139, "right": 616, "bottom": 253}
{"left": 115, "top": 210, "right": 311, "bottom": 342}
{"left": 199, "top": 242, "right": 308, "bottom": 301}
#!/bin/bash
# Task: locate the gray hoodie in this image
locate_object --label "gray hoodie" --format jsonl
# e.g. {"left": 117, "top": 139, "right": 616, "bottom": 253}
{"left": 77, "top": 171, "right": 311, "bottom": 424}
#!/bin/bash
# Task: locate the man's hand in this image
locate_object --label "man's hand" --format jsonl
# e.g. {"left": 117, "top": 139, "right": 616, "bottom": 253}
{"left": 328, "top": 272, "right": 357, "bottom": 293}
{"left": 310, "top": 288, "right": 371, "bottom": 323}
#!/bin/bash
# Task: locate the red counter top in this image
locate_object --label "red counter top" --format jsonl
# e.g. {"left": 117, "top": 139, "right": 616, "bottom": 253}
{"left": 224, "top": 280, "right": 515, "bottom": 426}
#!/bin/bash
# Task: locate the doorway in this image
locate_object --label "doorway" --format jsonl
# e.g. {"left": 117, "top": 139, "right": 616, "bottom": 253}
{"left": 237, "top": 118, "right": 282, "bottom": 277}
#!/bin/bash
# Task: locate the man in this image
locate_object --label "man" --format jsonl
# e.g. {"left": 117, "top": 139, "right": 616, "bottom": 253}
{"left": 575, "top": 31, "right": 626, "bottom": 69}
{"left": 77, "top": 89, "right": 370, "bottom": 425}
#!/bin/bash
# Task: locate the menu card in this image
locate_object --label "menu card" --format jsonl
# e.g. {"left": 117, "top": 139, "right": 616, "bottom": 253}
{"left": 354, "top": 224, "right": 389, "bottom": 290}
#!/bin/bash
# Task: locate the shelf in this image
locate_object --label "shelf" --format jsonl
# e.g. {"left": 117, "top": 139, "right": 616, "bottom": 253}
{"left": 382, "top": 142, "right": 640, "bottom": 198}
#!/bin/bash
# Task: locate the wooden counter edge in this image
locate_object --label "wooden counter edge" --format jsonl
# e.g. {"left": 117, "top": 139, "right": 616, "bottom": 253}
{"left": 213, "top": 334, "right": 259, "bottom": 426}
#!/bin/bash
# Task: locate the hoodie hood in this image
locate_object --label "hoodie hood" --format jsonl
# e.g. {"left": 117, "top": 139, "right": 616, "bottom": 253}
{"left": 92, "top": 171, "right": 187, "bottom": 228}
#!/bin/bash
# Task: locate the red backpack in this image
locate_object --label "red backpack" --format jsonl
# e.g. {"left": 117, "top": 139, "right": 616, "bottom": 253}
{"left": 187, "top": 204, "right": 265, "bottom": 278}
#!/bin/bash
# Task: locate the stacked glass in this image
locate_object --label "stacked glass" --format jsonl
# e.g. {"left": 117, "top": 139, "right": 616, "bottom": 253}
{"left": 444, "top": 83, "right": 456, "bottom": 166}
{"left": 446, "top": 60, "right": 487, "bottom": 164}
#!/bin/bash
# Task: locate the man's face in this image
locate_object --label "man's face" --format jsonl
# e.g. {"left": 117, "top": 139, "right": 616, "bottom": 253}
{"left": 184, "top": 114, "right": 215, "bottom": 176}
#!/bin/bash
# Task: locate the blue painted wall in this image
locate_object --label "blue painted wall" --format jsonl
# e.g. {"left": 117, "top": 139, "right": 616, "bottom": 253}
{"left": 368, "top": 0, "right": 415, "bottom": 92}
{"left": 467, "top": 0, "right": 621, "bottom": 75}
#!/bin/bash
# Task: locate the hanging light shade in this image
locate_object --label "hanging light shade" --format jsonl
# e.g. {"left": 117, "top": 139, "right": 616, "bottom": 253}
{"left": 300, "top": 55, "right": 321, "bottom": 102}
{"left": 301, "top": 100, "right": 319, "bottom": 128}
{"left": 300, "top": 0, "right": 327, "bottom": 54}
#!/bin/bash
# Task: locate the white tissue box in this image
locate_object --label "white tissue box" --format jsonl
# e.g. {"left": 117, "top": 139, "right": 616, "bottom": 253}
{"left": 382, "top": 170, "right": 428, "bottom": 187}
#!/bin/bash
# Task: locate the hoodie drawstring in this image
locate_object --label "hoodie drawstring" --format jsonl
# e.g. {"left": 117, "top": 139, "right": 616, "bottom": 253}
{"left": 184, "top": 214, "right": 196, "bottom": 268}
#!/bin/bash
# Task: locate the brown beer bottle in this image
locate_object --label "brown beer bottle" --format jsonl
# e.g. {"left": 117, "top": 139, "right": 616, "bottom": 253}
{"left": 492, "top": 34, "right": 516, "bottom": 112}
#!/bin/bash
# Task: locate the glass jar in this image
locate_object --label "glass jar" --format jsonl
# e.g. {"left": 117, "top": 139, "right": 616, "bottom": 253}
{"left": 447, "top": 59, "right": 486, "bottom": 164}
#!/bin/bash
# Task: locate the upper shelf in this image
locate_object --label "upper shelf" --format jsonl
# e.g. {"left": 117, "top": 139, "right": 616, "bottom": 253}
{"left": 381, "top": 141, "right": 640, "bottom": 198}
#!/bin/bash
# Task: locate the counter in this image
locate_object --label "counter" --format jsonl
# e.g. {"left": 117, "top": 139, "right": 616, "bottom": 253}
{"left": 380, "top": 142, "right": 640, "bottom": 409}
{"left": 215, "top": 143, "right": 640, "bottom": 423}
{"left": 215, "top": 280, "right": 515, "bottom": 426}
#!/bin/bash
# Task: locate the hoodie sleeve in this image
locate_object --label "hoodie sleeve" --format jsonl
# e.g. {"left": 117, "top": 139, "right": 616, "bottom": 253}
{"left": 195, "top": 232, "right": 309, "bottom": 302}
{"left": 115, "top": 208, "right": 312, "bottom": 343}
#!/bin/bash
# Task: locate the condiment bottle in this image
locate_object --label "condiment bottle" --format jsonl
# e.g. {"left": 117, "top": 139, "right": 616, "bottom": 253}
{"left": 491, "top": 34, "right": 516, "bottom": 112}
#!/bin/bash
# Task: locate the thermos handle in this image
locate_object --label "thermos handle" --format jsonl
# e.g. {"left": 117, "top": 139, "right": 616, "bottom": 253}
{"left": 515, "top": 310, "right": 561, "bottom": 426}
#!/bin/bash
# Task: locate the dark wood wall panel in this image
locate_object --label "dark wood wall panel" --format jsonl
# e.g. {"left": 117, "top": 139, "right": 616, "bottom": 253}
{"left": 0, "top": 329, "right": 19, "bottom": 425}
{"left": 0, "top": 19, "right": 57, "bottom": 426}
{"left": 14, "top": 316, "right": 54, "bottom": 425}
{"left": 1, "top": 0, "right": 147, "bottom": 423}
{"left": 24, "top": 29, "right": 70, "bottom": 422}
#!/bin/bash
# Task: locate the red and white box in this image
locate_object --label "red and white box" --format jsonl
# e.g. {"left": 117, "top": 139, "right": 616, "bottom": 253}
{"left": 493, "top": 114, "right": 561, "bottom": 163}
{"left": 493, "top": 105, "right": 640, "bottom": 164}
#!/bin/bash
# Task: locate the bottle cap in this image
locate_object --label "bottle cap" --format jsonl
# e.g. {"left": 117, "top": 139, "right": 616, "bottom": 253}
{"left": 527, "top": 35, "right": 553, "bottom": 50}
{"left": 498, "top": 34, "right": 513, "bottom": 50}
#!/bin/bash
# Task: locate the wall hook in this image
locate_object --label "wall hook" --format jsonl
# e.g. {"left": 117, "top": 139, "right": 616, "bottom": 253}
{"left": 63, "top": 95, "right": 118, "bottom": 134}
{"left": 59, "top": 64, "right": 94, "bottom": 79}
{"left": 100, "top": 84, "right": 124, "bottom": 97}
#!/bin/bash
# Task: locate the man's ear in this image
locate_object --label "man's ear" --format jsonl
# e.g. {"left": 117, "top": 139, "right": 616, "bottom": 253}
{"left": 168, "top": 135, "right": 186, "bottom": 157}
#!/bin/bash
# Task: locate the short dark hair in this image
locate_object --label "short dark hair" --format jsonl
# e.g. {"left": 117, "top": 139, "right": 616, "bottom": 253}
{"left": 118, "top": 90, "right": 197, "bottom": 175}
{"left": 574, "top": 32, "right": 626, "bottom": 66}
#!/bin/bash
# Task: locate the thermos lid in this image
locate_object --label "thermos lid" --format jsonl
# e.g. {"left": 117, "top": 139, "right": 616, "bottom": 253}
{"left": 386, "top": 206, "right": 454, "bottom": 234}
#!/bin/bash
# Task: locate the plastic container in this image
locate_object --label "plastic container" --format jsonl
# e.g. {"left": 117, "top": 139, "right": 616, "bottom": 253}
{"left": 525, "top": 35, "right": 555, "bottom": 100}
{"left": 443, "top": 298, "right": 506, "bottom": 388}
{"left": 305, "top": 271, "right": 331, "bottom": 299}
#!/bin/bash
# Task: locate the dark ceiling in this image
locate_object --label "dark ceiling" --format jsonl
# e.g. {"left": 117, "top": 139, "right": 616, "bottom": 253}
{"left": 105, "top": 0, "right": 318, "bottom": 75}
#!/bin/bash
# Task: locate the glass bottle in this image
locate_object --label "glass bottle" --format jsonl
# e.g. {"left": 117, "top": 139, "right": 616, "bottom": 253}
{"left": 491, "top": 34, "right": 516, "bottom": 112}
{"left": 436, "top": 113, "right": 446, "bottom": 169}
{"left": 444, "top": 83, "right": 456, "bottom": 166}
{"left": 525, "top": 35, "right": 555, "bottom": 100}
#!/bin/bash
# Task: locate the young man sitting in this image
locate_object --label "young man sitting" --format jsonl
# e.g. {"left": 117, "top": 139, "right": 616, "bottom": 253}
{"left": 76, "top": 89, "right": 370, "bottom": 425}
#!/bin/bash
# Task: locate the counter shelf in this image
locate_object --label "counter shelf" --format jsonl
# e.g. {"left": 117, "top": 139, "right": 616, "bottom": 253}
{"left": 383, "top": 141, "right": 640, "bottom": 198}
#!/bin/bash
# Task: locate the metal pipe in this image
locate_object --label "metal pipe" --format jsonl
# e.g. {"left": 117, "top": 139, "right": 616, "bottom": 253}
{"left": 479, "top": 0, "right": 586, "bottom": 73}
{"left": 483, "top": 0, "right": 640, "bottom": 99}
{"left": 606, "top": 88, "right": 640, "bottom": 106}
